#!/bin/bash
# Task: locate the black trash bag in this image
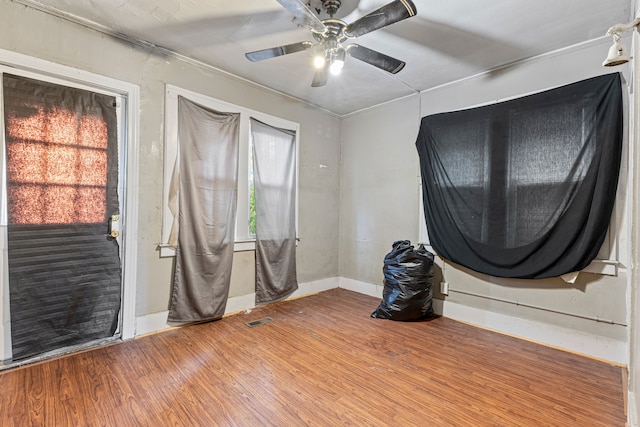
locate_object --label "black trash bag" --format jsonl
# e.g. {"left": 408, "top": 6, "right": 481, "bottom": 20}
{"left": 371, "top": 240, "right": 435, "bottom": 321}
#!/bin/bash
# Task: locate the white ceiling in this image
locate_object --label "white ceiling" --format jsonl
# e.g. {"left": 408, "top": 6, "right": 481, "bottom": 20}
{"left": 18, "top": 0, "right": 633, "bottom": 115}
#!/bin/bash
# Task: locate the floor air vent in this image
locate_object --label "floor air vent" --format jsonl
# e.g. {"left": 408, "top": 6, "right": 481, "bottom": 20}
{"left": 245, "top": 317, "right": 273, "bottom": 328}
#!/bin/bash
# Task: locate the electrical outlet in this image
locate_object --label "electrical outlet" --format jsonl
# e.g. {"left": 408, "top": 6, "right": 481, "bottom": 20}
{"left": 440, "top": 281, "right": 449, "bottom": 296}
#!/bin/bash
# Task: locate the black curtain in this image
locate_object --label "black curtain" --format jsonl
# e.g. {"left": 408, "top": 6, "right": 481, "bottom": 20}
{"left": 416, "top": 73, "right": 623, "bottom": 279}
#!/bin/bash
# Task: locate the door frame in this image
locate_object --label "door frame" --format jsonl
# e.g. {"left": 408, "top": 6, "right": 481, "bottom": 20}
{"left": 0, "top": 48, "right": 140, "bottom": 361}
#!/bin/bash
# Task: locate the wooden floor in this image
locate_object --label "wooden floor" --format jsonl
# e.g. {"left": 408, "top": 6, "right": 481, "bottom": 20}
{"left": 0, "top": 288, "right": 627, "bottom": 426}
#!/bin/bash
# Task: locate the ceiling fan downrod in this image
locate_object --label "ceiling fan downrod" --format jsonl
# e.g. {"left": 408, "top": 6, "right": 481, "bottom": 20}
{"left": 321, "top": 0, "right": 341, "bottom": 17}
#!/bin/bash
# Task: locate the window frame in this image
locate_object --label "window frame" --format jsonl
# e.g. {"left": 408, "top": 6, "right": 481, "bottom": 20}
{"left": 160, "top": 85, "right": 300, "bottom": 257}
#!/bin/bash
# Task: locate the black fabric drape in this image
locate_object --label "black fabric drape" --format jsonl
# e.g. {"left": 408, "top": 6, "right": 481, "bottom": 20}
{"left": 3, "top": 74, "right": 121, "bottom": 360}
{"left": 416, "top": 73, "right": 623, "bottom": 279}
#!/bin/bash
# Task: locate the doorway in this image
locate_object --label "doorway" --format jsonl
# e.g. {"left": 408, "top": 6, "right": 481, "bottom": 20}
{"left": 0, "top": 55, "right": 139, "bottom": 366}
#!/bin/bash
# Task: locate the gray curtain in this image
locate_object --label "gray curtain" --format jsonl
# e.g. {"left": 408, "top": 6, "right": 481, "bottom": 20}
{"left": 168, "top": 97, "right": 239, "bottom": 322}
{"left": 250, "top": 118, "right": 298, "bottom": 304}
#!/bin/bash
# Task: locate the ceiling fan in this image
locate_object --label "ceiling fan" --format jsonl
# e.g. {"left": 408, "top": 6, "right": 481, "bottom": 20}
{"left": 245, "top": 0, "right": 417, "bottom": 87}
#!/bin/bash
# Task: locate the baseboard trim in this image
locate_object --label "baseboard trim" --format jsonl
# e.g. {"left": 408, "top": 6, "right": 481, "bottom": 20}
{"left": 336, "top": 277, "right": 627, "bottom": 366}
{"left": 629, "top": 391, "right": 638, "bottom": 427}
{"left": 135, "top": 277, "right": 339, "bottom": 337}
{"left": 338, "top": 277, "right": 383, "bottom": 298}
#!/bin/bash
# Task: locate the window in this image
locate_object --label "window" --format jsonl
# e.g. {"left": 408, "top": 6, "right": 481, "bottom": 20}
{"left": 160, "top": 85, "right": 299, "bottom": 257}
{"left": 5, "top": 86, "right": 110, "bottom": 225}
{"left": 417, "top": 74, "right": 623, "bottom": 277}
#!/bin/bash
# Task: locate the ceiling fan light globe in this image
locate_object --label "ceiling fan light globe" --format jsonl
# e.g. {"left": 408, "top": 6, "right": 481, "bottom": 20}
{"left": 330, "top": 59, "right": 345, "bottom": 75}
{"left": 314, "top": 55, "right": 326, "bottom": 68}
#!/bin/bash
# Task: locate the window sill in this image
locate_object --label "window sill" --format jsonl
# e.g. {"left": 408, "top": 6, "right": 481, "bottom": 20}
{"left": 421, "top": 243, "right": 618, "bottom": 277}
{"left": 158, "top": 241, "right": 256, "bottom": 258}
{"left": 582, "top": 259, "right": 618, "bottom": 276}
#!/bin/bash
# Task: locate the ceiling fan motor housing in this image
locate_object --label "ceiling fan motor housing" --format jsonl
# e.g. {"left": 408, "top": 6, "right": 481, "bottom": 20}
{"left": 322, "top": 0, "right": 342, "bottom": 17}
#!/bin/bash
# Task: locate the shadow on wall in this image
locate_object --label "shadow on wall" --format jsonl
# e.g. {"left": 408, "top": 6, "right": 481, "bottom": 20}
{"left": 431, "top": 262, "right": 444, "bottom": 298}
{"left": 436, "top": 258, "right": 606, "bottom": 294}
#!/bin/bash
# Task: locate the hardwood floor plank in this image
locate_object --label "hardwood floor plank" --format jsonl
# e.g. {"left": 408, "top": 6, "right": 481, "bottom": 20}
{"left": 0, "top": 288, "right": 627, "bottom": 426}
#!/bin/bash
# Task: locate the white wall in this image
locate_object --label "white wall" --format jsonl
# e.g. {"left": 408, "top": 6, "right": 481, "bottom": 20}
{"left": 0, "top": 1, "right": 342, "bottom": 320}
{"left": 340, "top": 94, "right": 422, "bottom": 284}
{"left": 340, "top": 38, "right": 631, "bottom": 365}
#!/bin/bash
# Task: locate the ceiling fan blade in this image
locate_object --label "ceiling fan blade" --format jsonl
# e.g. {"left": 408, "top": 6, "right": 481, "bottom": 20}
{"left": 311, "top": 63, "right": 329, "bottom": 87}
{"left": 345, "top": 0, "right": 417, "bottom": 39}
{"left": 347, "top": 44, "right": 406, "bottom": 74}
{"left": 245, "top": 41, "right": 313, "bottom": 62}
{"left": 274, "top": 0, "right": 327, "bottom": 34}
